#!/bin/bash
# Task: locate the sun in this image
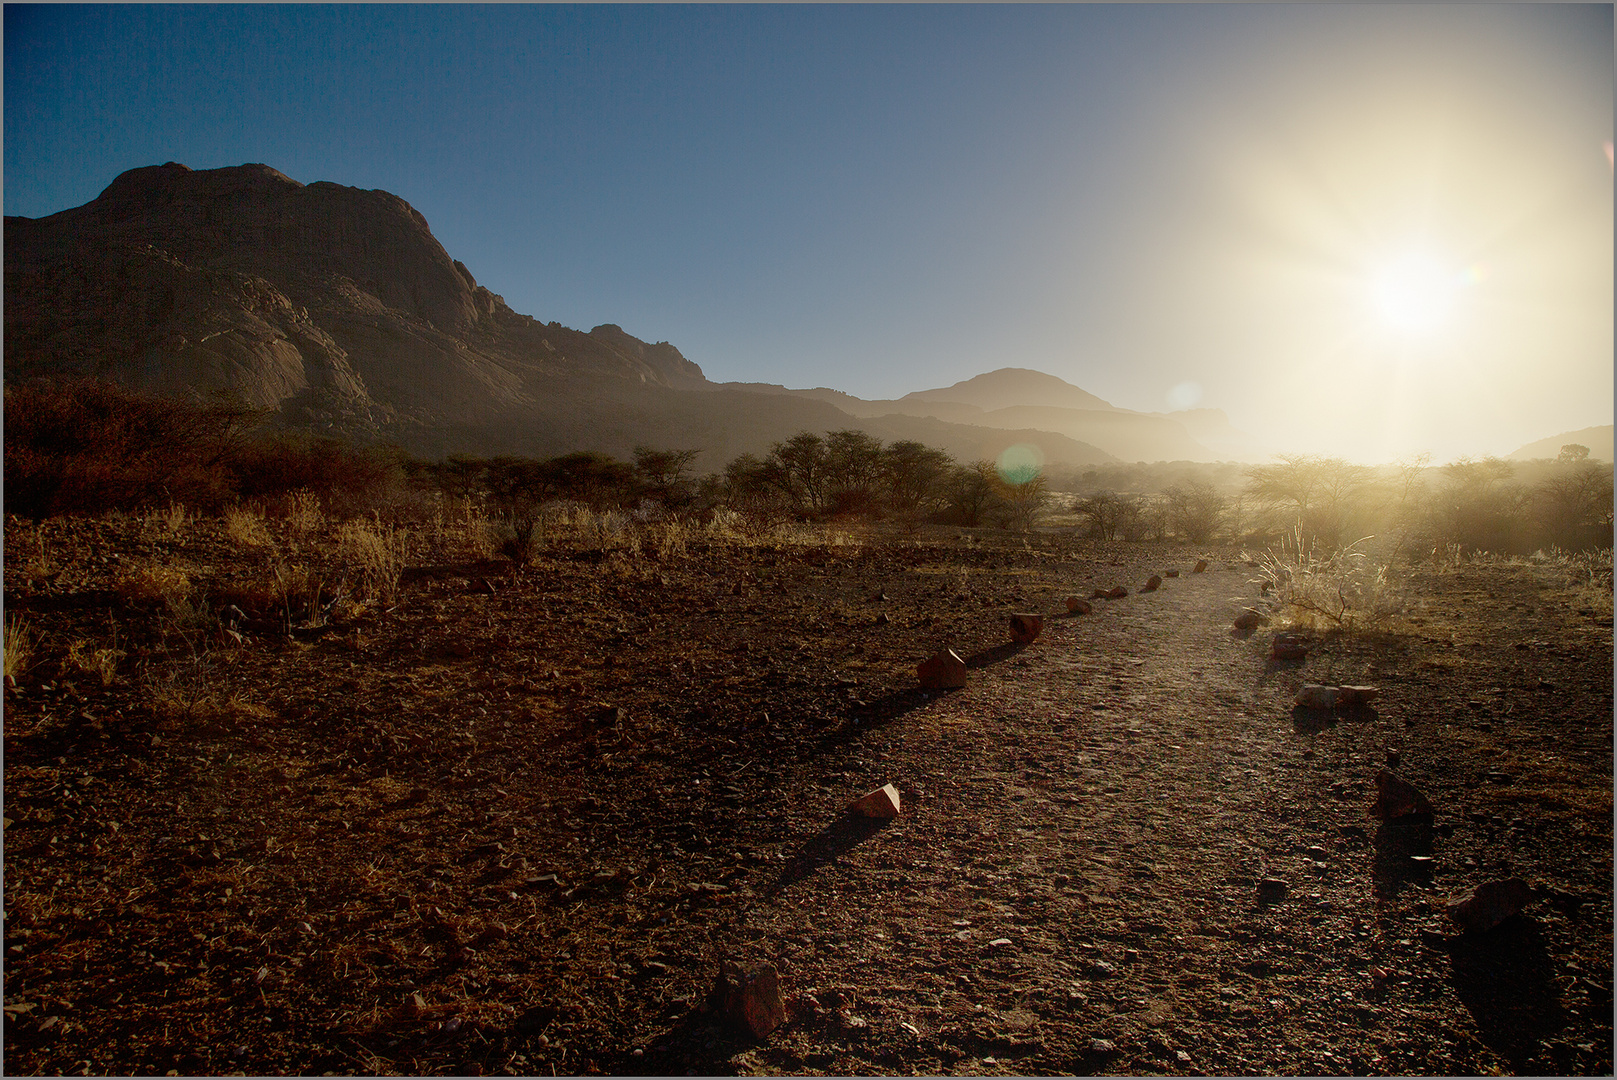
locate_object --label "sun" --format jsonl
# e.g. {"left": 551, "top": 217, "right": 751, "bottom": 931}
{"left": 1370, "top": 252, "right": 1459, "bottom": 334}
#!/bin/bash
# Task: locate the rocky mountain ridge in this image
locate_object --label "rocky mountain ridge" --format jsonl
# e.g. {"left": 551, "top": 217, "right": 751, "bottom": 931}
{"left": 6, "top": 161, "right": 1244, "bottom": 468}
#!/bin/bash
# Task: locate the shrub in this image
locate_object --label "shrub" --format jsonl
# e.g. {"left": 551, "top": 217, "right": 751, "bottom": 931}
{"left": 992, "top": 469, "right": 1050, "bottom": 532}
{"left": 1529, "top": 463, "right": 1613, "bottom": 553}
{"left": 1432, "top": 457, "right": 1531, "bottom": 554}
{"left": 1164, "top": 481, "right": 1226, "bottom": 542}
{"left": 942, "top": 462, "right": 1000, "bottom": 527}
{"left": 228, "top": 435, "right": 403, "bottom": 517}
{"left": 1073, "top": 490, "right": 1139, "bottom": 540}
{"left": 1245, "top": 455, "right": 1373, "bottom": 546}
{"left": 4, "top": 378, "right": 255, "bottom": 517}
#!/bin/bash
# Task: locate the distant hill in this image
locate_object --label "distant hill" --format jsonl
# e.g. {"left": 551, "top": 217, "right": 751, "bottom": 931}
{"left": 4, "top": 161, "right": 1235, "bottom": 471}
{"left": 722, "top": 368, "right": 1261, "bottom": 463}
{"left": 1507, "top": 426, "right": 1614, "bottom": 463}
{"left": 899, "top": 368, "right": 1116, "bottom": 413}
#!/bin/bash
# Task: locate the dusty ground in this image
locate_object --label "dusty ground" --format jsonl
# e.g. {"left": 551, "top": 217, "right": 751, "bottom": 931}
{"left": 3, "top": 511, "right": 1613, "bottom": 1076}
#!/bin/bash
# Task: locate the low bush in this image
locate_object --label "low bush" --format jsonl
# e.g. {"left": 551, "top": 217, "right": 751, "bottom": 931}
{"left": 4, "top": 378, "right": 254, "bottom": 517}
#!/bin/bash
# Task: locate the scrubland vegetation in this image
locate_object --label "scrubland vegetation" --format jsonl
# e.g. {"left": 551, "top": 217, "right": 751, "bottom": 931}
{"left": 7, "top": 379, "right": 1610, "bottom": 563}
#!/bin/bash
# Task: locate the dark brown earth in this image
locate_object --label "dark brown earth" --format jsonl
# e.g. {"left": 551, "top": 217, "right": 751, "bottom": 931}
{"left": 3, "top": 512, "right": 1612, "bottom": 1076}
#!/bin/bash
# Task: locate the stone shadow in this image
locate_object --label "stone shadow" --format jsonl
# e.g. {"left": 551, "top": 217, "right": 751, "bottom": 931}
{"left": 1439, "top": 917, "right": 1567, "bottom": 1072}
{"left": 849, "top": 687, "right": 954, "bottom": 730}
{"left": 1290, "top": 705, "right": 1337, "bottom": 734}
{"left": 1370, "top": 815, "right": 1435, "bottom": 899}
{"left": 963, "top": 641, "right": 1029, "bottom": 668}
{"left": 774, "top": 813, "right": 892, "bottom": 889}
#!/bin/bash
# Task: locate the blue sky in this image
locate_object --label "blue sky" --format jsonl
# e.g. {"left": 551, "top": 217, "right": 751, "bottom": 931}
{"left": 6, "top": 4, "right": 1612, "bottom": 461}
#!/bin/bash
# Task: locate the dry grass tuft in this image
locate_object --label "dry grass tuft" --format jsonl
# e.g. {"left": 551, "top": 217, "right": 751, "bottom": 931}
{"left": 274, "top": 561, "right": 332, "bottom": 627}
{"left": 224, "top": 505, "right": 275, "bottom": 550}
{"left": 442, "top": 498, "right": 495, "bottom": 561}
{"left": 5, "top": 613, "right": 35, "bottom": 684}
{"left": 283, "top": 490, "right": 325, "bottom": 539}
{"left": 66, "top": 636, "right": 125, "bottom": 686}
{"left": 339, "top": 520, "right": 409, "bottom": 603}
{"left": 116, "top": 561, "right": 193, "bottom": 606}
{"left": 1249, "top": 528, "right": 1406, "bottom": 633}
{"left": 646, "top": 518, "right": 689, "bottom": 560}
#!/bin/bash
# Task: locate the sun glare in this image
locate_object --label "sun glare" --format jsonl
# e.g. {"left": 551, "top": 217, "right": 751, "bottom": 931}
{"left": 1370, "top": 253, "right": 1462, "bottom": 334}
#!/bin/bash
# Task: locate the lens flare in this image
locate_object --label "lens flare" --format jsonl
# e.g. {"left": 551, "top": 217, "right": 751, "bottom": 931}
{"left": 1166, "top": 381, "right": 1202, "bottom": 410}
{"left": 996, "top": 443, "right": 1044, "bottom": 485}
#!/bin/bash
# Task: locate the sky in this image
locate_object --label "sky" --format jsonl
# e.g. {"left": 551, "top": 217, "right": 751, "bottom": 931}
{"left": 5, "top": 4, "right": 1612, "bottom": 463}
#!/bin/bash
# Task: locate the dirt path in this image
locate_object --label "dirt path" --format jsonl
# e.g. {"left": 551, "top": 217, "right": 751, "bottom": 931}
{"left": 638, "top": 558, "right": 1611, "bottom": 1077}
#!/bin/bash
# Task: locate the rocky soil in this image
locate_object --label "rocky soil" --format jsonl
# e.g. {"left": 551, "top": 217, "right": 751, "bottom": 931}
{"left": 3, "top": 513, "right": 1612, "bottom": 1076}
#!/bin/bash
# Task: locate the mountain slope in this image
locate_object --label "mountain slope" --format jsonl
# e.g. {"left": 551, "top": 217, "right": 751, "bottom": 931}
{"left": 4, "top": 161, "right": 1206, "bottom": 469}
{"left": 1507, "top": 426, "right": 1614, "bottom": 463}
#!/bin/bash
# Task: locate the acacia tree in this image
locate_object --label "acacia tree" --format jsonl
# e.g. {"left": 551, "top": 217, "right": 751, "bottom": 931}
{"left": 1245, "top": 455, "right": 1372, "bottom": 545}
{"left": 721, "top": 453, "right": 785, "bottom": 517}
{"left": 944, "top": 461, "right": 999, "bottom": 527}
{"left": 632, "top": 446, "right": 700, "bottom": 510}
{"left": 822, "top": 429, "right": 887, "bottom": 515}
{"left": 1557, "top": 443, "right": 1591, "bottom": 464}
{"left": 762, "top": 432, "right": 831, "bottom": 515}
{"left": 1164, "top": 481, "right": 1226, "bottom": 543}
{"left": 883, "top": 440, "right": 954, "bottom": 525}
{"left": 538, "top": 451, "right": 634, "bottom": 507}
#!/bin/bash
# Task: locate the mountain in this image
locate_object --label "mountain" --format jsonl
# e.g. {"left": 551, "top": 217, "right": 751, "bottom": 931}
{"left": 4, "top": 161, "right": 1229, "bottom": 470}
{"left": 1506, "top": 426, "right": 1615, "bottom": 463}
{"left": 4, "top": 162, "right": 706, "bottom": 429}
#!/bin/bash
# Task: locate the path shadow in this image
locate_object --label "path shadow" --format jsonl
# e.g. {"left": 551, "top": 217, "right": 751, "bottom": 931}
{"left": 775, "top": 813, "right": 892, "bottom": 889}
{"left": 1371, "top": 816, "right": 1435, "bottom": 899}
{"left": 1436, "top": 917, "right": 1567, "bottom": 1071}
{"left": 964, "top": 641, "right": 1029, "bottom": 668}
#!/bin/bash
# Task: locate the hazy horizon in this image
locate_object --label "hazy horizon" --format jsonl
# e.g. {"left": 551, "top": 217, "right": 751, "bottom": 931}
{"left": 6, "top": 5, "right": 1611, "bottom": 465}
